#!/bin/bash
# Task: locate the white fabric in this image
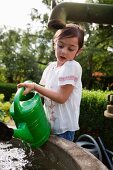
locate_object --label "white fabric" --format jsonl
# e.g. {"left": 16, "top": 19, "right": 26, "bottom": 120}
{"left": 40, "top": 60, "right": 82, "bottom": 134}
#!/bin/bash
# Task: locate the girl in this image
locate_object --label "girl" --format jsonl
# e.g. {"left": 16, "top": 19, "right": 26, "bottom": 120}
{"left": 18, "top": 24, "right": 84, "bottom": 141}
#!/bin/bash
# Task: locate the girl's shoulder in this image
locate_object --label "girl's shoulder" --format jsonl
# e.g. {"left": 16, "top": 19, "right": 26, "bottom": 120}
{"left": 63, "top": 60, "right": 81, "bottom": 69}
{"left": 43, "top": 62, "right": 56, "bottom": 73}
{"left": 47, "top": 61, "right": 56, "bottom": 69}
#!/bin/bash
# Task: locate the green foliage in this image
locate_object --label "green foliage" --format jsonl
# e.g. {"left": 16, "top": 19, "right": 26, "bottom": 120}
{"left": 0, "top": 83, "right": 17, "bottom": 101}
{"left": 98, "top": 0, "right": 113, "bottom": 4}
{"left": 0, "top": 28, "right": 43, "bottom": 83}
{"left": 0, "top": 93, "right": 11, "bottom": 123}
{"left": 77, "top": 89, "right": 113, "bottom": 150}
{"left": 77, "top": 23, "right": 113, "bottom": 90}
{"left": 91, "top": 75, "right": 113, "bottom": 90}
{"left": 0, "top": 66, "right": 7, "bottom": 82}
{"left": 0, "top": 109, "right": 5, "bottom": 122}
{"left": 86, "top": 0, "right": 113, "bottom": 3}
{"left": 0, "top": 0, "right": 113, "bottom": 90}
{"left": 80, "top": 89, "right": 107, "bottom": 130}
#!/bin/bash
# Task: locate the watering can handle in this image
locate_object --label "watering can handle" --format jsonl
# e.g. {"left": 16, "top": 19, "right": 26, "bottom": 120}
{"left": 14, "top": 87, "right": 25, "bottom": 114}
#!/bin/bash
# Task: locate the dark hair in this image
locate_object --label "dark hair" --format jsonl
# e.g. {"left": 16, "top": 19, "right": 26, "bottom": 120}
{"left": 53, "top": 24, "right": 84, "bottom": 49}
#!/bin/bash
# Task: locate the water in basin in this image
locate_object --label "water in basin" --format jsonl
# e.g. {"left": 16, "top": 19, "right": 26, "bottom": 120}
{"left": 0, "top": 138, "right": 68, "bottom": 170}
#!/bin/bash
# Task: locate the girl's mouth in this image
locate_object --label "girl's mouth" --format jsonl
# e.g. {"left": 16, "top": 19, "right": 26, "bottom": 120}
{"left": 60, "top": 56, "right": 66, "bottom": 60}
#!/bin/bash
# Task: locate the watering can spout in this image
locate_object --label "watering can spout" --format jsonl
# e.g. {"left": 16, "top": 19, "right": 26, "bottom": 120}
{"left": 13, "top": 123, "right": 34, "bottom": 143}
{"left": 10, "top": 82, "right": 50, "bottom": 148}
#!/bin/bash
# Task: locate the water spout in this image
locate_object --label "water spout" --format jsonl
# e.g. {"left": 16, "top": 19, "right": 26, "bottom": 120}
{"left": 48, "top": 0, "right": 113, "bottom": 29}
{"left": 104, "top": 94, "right": 113, "bottom": 118}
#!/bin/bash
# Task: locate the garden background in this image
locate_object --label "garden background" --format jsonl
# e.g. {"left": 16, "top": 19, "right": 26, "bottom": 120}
{"left": 0, "top": 0, "right": 113, "bottom": 151}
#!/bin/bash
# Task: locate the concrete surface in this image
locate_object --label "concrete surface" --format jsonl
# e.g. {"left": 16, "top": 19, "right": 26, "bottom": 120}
{"left": 42, "top": 135, "right": 108, "bottom": 170}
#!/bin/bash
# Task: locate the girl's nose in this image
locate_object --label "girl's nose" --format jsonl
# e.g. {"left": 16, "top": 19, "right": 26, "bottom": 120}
{"left": 61, "top": 47, "right": 68, "bottom": 54}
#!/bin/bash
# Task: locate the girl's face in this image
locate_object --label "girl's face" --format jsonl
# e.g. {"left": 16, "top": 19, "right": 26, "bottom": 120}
{"left": 54, "top": 37, "right": 80, "bottom": 67}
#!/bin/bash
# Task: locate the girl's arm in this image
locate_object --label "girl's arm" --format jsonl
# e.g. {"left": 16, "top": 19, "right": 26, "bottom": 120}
{"left": 17, "top": 83, "right": 74, "bottom": 104}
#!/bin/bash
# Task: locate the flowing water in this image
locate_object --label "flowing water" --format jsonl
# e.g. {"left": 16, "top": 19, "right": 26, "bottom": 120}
{"left": 0, "top": 139, "right": 68, "bottom": 170}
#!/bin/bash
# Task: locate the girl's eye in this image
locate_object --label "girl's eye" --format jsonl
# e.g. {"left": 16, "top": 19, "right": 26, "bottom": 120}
{"left": 58, "top": 44, "right": 64, "bottom": 48}
{"left": 68, "top": 48, "right": 75, "bottom": 51}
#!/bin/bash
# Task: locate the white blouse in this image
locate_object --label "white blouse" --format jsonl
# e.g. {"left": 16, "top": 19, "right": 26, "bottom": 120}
{"left": 40, "top": 60, "right": 82, "bottom": 134}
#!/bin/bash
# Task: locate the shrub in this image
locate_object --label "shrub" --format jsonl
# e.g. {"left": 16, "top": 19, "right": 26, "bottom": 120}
{"left": 0, "top": 94, "right": 11, "bottom": 123}
{"left": 0, "top": 83, "right": 17, "bottom": 101}
{"left": 76, "top": 89, "right": 113, "bottom": 150}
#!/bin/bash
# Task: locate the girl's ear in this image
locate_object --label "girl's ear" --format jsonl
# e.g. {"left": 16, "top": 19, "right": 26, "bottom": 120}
{"left": 76, "top": 48, "right": 83, "bottom": 56}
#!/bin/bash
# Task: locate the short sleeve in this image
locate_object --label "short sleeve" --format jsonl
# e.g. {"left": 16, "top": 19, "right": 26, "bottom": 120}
{"left": 58, "top": 61, "right": 82, "bottom": 86}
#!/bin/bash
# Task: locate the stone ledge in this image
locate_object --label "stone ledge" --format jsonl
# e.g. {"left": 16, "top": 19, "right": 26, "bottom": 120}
{"left": 42, "top": 135, "right": 108, "bottom": 170}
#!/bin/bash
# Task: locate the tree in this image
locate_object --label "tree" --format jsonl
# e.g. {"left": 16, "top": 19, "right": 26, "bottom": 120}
{"left": 76, "top": 0, "right": 113, "bottom": 89}
{"left": 0, "top": 0, "right": 113, "bottom": 90}
{"left": 0, "top": 29, "right": 21, "bottom": 82}
{"left": 0, "top": 28, "right": 41, "bottom": 83}
{"left": 0, "top": 0, "right": 54, "bottom": 83}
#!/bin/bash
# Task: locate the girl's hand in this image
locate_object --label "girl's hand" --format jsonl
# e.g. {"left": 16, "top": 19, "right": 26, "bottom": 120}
{"left": 17, "top": 83, "right": 35, "bottom": 95}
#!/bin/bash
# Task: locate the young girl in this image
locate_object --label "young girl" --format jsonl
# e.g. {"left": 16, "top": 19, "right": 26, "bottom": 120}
{"left": 17, "top": 24, "right": 84, "bottom": 141}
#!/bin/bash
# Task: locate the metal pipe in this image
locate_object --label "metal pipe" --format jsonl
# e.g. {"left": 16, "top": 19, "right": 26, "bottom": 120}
{"left": 48, "top": 0, "right": 113, "bottom": 29}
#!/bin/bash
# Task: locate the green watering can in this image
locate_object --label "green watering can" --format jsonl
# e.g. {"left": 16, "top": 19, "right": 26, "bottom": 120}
{"left": 9, "top": 86, "right": 50, "bottom": 148}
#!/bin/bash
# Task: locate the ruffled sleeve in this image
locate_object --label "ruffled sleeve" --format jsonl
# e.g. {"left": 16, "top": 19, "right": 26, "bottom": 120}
{"left": 58, "top": 61, "right": 82, "bottom": 87}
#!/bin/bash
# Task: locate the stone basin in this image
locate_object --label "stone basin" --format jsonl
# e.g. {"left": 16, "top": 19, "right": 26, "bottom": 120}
{"left": 40, "top": 135, "right": 108, "bottom": 170}
{"left": 0, "top": 134, "right": 108, "bottom": 169}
